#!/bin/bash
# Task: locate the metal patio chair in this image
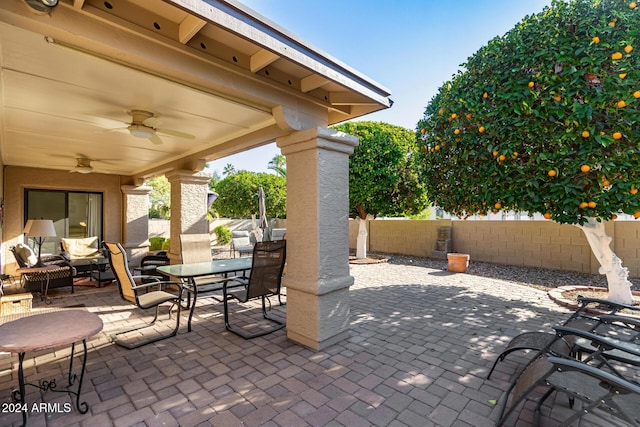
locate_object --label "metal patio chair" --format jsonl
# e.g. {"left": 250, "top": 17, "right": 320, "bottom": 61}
{"left": 103, "top": 242, "right": 184, "bottom": 349}
{"left": 223, "top": 240, "right": 286, "bottom": 339}
{"left": 487, "top": 295, "right": 640, "bottom": 379}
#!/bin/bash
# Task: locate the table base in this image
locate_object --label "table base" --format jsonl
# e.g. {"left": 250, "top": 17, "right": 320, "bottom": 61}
{"left": 12, "top": 340, "right": 90, "bottom": 426}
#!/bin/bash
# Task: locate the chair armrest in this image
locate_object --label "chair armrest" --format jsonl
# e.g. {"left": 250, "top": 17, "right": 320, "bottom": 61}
{"left": 554, "top": 325, "right": 640, "bottom": 358}
{"left": 131, "top": 278, "right": 183, "bottom": 292}
{"left": 576, "top": 295, "right": 640, "bottom": 313}
{"left": 547, "top": 356, "right": 640, "bottom": 394}
{"left": 598, "top": 314, "right": 640, "bottom": 329}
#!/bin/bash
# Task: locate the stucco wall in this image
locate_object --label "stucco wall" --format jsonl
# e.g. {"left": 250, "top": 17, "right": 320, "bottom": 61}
{"left": 349, "top": 219, "right": 640, "bottom": 278}
{"left": 3, "top": 166, "right": 123, "bottom": 274}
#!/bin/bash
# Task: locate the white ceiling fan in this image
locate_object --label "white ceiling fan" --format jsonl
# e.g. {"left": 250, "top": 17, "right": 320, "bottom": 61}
{"left": 70, "top": 157, "right": 94, "bottom": 174}
{"left": 113, "top": 110, "right": 195, "bottom": 145}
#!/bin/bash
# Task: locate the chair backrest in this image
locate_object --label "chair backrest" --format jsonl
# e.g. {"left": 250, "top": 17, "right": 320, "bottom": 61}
{"left": 246, "top": 240, "right": 286, "bottom": 299}
{"left": 103, "top": 242, "right": 137, "bottom": 304}
{"left": 271, "top": 228, "right": 287, "bottom": 241}
{"left": 231, "top": 230, "right": 251, "bottom": 247}
{"left": 180, "top": 234, "right": 212, "bottom": 264}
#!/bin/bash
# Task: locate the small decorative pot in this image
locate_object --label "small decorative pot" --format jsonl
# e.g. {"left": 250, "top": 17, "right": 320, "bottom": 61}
{"left": 447, "top": 253, "right": 470, "bottom": 273}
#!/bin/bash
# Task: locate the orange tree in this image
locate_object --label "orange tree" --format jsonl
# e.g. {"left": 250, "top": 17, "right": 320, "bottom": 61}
{"left": 417, "top": 0, "right": 639, "bottom": 304}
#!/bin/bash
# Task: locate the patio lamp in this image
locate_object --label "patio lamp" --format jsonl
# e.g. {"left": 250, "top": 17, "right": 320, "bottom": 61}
{"left": 24, "top": 219, "right": 57, "bottom": 267}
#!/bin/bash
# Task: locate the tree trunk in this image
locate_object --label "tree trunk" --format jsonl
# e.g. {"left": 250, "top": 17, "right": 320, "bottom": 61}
{"left": 578, "top": 218, "right": 634, "bottom": 305}
{"left": 355, "top": 214, "right": 373, "bottom": 259}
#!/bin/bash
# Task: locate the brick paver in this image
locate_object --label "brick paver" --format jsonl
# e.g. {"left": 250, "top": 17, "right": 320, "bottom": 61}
{"left": 1, "top": 260, "right": 627, "bottom": 426}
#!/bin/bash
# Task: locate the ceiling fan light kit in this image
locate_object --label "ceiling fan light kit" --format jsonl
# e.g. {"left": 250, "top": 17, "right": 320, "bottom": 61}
{"left": 75, "top": 166, "right": 93, "bottom": 174}
{"left": 128, "top": 124, "right": 156, "bottom": 139}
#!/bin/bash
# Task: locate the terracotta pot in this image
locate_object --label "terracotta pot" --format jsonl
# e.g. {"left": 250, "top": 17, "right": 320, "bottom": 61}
{"left": 447, "top": 253, "right": 470, "bottom": 273}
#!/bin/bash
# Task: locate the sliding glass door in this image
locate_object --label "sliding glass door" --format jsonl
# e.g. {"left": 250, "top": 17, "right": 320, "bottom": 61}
{"left": 25, "top": 189, "right": 103, "bottom": 254}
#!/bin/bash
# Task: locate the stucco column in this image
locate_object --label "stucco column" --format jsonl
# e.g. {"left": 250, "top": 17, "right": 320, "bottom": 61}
{"left": 276, "top": 127, "right": 359, "bottom": 350}
{"left": 166, "top": 170, "right": 211, "bottom": 263}
{"left": 121, "top": 185, "right": 152, "bottom": 267}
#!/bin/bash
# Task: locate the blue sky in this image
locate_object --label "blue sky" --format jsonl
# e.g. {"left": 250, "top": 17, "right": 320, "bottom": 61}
{"left": 206, "top": 0, "right": 551, "bottom": 175}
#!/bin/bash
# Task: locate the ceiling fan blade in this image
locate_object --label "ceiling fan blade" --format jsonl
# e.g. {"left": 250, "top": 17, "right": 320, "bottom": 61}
{"left": 142, "top": 117, "right": 161, "bottom": 128}
{"left": 149, "top": 134, "right": 164, "bottom": 145}
{"left": 156, "top": 128, "right": 195, "bottom": 140}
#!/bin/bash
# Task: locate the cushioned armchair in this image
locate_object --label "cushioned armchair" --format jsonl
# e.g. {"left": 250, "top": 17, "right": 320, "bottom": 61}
{"left": 10, "top": 243, "right": 75, "bottom": 293}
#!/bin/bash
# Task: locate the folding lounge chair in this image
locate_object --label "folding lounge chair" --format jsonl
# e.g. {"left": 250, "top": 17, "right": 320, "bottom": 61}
{"left": 496, "top": 325, "right": 640, "bottom": 427}
{"left": 104, "top": 242, "right": 184, "bottom": 349}
{"left": 222, "top": 240, "right": 286, "bottom": 339}
{"left": 496, "top": 353, "right": 640, "bottom": 426}
{"left": 487, "top": 295, "right": 640, "bottom": 379}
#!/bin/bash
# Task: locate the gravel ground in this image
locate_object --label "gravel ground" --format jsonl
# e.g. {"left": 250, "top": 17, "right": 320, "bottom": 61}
{"left": 214, "top": 246, "right": 640, "bottom": 292}
{"left": 385, "top": 253, "right": 640, "bottom": 292}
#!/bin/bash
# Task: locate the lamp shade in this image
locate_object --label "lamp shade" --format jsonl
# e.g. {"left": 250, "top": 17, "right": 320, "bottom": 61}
{"left": 24, "top": 219, "right": 57, "bottom": 238}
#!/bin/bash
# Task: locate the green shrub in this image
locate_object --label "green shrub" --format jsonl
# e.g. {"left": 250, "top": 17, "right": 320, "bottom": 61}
{"left": 161, "top": 238, "right": 170, "bottom": 251}
{"left": 213, "top": 225, "right": 232, "bottom": 245}
{"left": 149, "top": 237, "right": 166, "bottom": 251}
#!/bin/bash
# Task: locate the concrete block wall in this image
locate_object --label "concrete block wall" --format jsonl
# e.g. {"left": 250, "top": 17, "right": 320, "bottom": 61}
{"left": 349, "top": 219, "right": 640, "bottom": 278}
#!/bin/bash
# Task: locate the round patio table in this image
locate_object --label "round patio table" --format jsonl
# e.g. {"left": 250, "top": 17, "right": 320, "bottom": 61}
{"left": 0, "top": 310, "right": 103, "bottom": 426}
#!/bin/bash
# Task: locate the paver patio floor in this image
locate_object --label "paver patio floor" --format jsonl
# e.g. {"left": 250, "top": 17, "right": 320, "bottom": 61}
{"left": 0, "top": 260, "right": 633, "bottom": 426}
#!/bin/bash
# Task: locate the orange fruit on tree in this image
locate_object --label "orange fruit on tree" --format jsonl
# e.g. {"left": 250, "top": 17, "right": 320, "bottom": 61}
{"left": 435, "top": 145, "right": 441, "bottom": 151}
{"left": 494, "top": 202, "right": 502, "bottom": 209}
{"left": 612, "top": 52, "right": 623, "bottom": 60}
{"left": 553, "top": 95, "right": 562, "bottom": 102}
{"left": 527, "top": 81, "right": 534, "bottom": 88}
{"left": 592, "top": 36, "right": 600, "bottom": 44}
{"left": 581, "top": 131, "right": 589, "bottom": 138}
{"left": 543, "top": 212, "right": 552, "bottom": 219}
{"left": 625, "top": 45, "right": 633, "bottom": 53}
{"left": 478, "top": 126, "right": 486, "bottom": 133}
{"left": 613, "top": 132, "right": 622, "bottom": 140}
{"left": 630, "top": 188, "right": 638, "bottom": 195}
{"left": 548, "top": 169, "right": 557, "bottom": 177}
{"left": 612, "top": 214, "right": 618, "bottom": 220}
{"left": 634, "top": 211, "right": 640, "bottom": 219}
{"left": 618, "top": 100, "right": 627, "bottom": 108}
{"left": 634, "top": 91, "right": 640, "bottom": 99}
{"left": 580, "top": 164, "right": 591, "bottom": 173}
{"left": 492, "top": 150, "right": 498, "bottom": 157}
{"left": 631, "top": 2, "right": 637, "bottom": 9}
{"left": 498, "top": 154, "right": 506, "bottom": 161}
{"left": 454, "top": 129, "right": 460, "bottom": 135}
{"left": 580, "top": 202, "right": 589, "bottom": 209}
{"left": 588, "top": 201, "right": 597, "bottom": 208}
{"left": 420, "top": 128, "right": 426, "bottom": 135}
{"left": 466, "top": 113, "right": 472, "bottom": 119}
{"left": 482, "top": 92, "right": 488, "bottom": 99}
{"left": 619, "top": 73, "right": 627, "bottom": 79}
{"left": 603, "top": 180, "right": 610, "bottom": 187}
{"left": 451, "top": 113, "right": 457, "bottom": 119}
{"left": 438, "top": 109, "right": 444, "bottom": 114}
{"left": 609, "top": 20, "right": 616, "bottom": 27}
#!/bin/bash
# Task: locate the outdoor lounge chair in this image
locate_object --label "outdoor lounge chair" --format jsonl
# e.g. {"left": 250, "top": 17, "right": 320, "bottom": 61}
{"left": 487, "top": 295, "right": 640, "bottom": 379}
{"left": 230, "top": 230, "right": 253, "bottom": 258}
{"left": 222, "top": 240, "right": 286, "bottom": 339}
{"left": 103, "top": 242, "right": 184, "bottom": 349}
{"left": 496, "top": 324, "right": 640, "bottom": 427}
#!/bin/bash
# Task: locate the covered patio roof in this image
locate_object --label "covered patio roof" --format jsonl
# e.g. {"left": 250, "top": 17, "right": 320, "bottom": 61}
{"left": 0, "top": 0, "right": 391, "bottom": 180}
